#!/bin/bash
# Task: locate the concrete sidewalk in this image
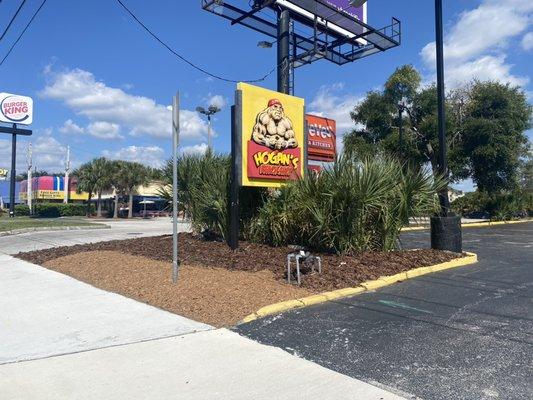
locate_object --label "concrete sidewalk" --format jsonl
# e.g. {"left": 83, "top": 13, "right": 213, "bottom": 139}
{"left": 0, "top": 218, "right": 189, "bottom": 255}
{"left": 0, "top": 255, "right": 407, "bottom": 399}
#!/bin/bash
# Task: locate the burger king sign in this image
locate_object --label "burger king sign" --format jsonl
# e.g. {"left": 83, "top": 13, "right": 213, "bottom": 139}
{"left": 0, "top": 93, "right": 33, "bottom": 125}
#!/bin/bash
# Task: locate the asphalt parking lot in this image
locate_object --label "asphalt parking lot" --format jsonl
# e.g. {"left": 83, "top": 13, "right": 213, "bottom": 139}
{"left": 235, "top": 223, "right": 533, "bottom": 400}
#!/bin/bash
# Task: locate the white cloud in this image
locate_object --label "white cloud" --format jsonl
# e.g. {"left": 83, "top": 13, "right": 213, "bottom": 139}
{"left": 521, "top": 32, "right": 533, "bottom": 50}
{"left": 59, "top": 119, "right": 84, "bottom": 135}
{"left": 308, "top": 83, "right": 363, "bottom": 155}
{"left": 420, "top": 0, "right": 532, "bottom": 87}
{"left": 445, "top": 55, "right": 529, "bottom": 88}
{"left": 41, "top": 67, "right": 209, "bottom": 141}
{"left": 86, "top": 121, "right": 124, "bottom": 140}
{"left": 181, "top": 143, "right": 208, "bottom": 156}
{"left": 207, "top": 94, "right": 226, "bottom": 109}
{"left": 102, "top": 145, "right": 165, "bottom": 168}
{"left": 0, "top": 130, "right": 67, "bottom": 172}
{"left": 308, "top": 83, "right": 361, "bottom": 132}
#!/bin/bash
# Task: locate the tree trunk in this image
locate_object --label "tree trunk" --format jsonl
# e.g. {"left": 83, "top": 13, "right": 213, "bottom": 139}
{"left": 86, "top": 194, "right": 92, "bottom": 217}
{"left": 97, "top": 192, "right": 102, "bottom": 218}
{"left": 128, "top": 192, "right": 133, "bottom": 219}
{"left": 113, "top": 192, "right": 119, "bottom": 219}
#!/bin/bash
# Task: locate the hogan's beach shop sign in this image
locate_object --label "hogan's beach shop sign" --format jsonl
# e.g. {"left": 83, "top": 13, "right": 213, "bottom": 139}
{"left": 236, "top": 82, "right": 305, "bottom": 188}
{"left": 0, "top": 93, "right": 33, "bottom": 125}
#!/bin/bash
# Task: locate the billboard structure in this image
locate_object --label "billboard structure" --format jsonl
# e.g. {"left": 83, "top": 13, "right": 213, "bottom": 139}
{"left": 236, "top": 83, "right": 305, "bottom": 188}
{"left": 0, "top": 93, "right": 33, "bottom": 125}
{"left": 202, "top": 0, "right": 400, "bottom": 94}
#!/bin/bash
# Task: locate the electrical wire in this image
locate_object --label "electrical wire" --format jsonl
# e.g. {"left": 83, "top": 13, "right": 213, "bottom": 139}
{"left": 115, "top": 0, "right": 277, "bottom": 84}
{"left": 0, "top": 0, "right": 27, "bottom": 43}
{"left": 0, "top": 0, "right": 48, "bottom": 66}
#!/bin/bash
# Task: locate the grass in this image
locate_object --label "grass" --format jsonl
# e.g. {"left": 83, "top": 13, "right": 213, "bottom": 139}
{"left": 0, "top": 214, "right": 104, "bottom": 233}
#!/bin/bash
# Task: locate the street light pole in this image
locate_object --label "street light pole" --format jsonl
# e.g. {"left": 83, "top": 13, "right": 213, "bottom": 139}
{"left": 196, "top": 105, "right": 221, "bottom": 153}
{"left": 430, "top": 0, "right": 462, "bottom": 253}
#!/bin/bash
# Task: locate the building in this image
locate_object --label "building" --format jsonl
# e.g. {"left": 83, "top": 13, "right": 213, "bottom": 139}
{"left": 19, "top": 176, "right": 89, "bottom": 202}
{"left": 0, "top": 180, "right": 21, "bottom": 209}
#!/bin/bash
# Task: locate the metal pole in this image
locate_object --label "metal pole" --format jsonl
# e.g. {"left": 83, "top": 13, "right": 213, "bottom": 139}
{"left": 172, "top": 92, "right": 180, "bottom": 283}
{"left": 27, "top": 142, "right": 32, "bottom": 213}
{"left": 228, "top": 105, "right": 240, "bottom": 250}
{"left": 207, "top": 114, "right": 212, "bottom": 152}
{"left": 64, "top": 146, "right": 70, "bottom": 204}
{"left": 9, "top": 125, "right": 16, "bottom": 217}
{"left": 398, "top": 106, "right": 403, "bottom": 158}
{"left": 277, "top": 9, "right": 290, "bottom": 94}
{"left": 435, "top": 0, "right": 450, "bottom": 216}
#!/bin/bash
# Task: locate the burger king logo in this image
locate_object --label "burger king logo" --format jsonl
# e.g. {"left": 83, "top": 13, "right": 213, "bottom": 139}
{"left": 0, "top": 93, "right": 33, "bottom": 125}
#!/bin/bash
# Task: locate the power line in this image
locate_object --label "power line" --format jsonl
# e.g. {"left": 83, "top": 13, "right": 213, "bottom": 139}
{"left": 0, "top": 0, "right": 27, "bottom": 43}
{"left": 115, "top": 0, "right": 277, "bottom": 84}
{"left": 0, "top": 0, "right": 48, "bottom": 67}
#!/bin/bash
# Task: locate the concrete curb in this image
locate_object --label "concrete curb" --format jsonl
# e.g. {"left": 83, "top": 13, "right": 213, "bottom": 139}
{"left": 240, "top": 251, "right": 478, "bottom": 324}
{"left": 0, "top": 224, "right": 110, "bottom": 237}
{"left": 401, "top": 219, "right": 532, "bottom": 231}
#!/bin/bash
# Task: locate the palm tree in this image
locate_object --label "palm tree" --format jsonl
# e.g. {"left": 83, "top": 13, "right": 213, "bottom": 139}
{"left": 75, "top": 157, "right": 112, "bottom": 218}
{"left": 110, "top": 160, "right": 127, "bottom": 219}
{"left": 120, "top": 162, "right": 150, "bottom": 218}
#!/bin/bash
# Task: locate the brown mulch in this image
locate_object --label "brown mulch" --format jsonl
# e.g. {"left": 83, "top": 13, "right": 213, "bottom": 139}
{"left": 18, "top": 233, "right": 463, "bottom": 292}
{"left": 42, "top": 251, "right": 311, "bottom": 327}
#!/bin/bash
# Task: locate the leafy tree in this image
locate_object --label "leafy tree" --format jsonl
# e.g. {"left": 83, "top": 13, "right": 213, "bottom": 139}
{"left": 16, "top": 170, "right": 50, "bottom": 181}
{"left": 345, "top": 65, "right": 465, "bottom": 179}
{"left": 461, "top": 81, "right": 531, "bottom": 192}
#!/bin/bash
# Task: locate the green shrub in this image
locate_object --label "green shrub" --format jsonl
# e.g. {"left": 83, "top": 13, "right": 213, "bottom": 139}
{"left": 14, "top": 204, "right": 31, "bottom": 216}
{"left": 250, "top": 156, "right": 445, "bottom": 253}
{"left": 34, "top": 203, "right": 61, "bottom": 218}
{"left": 57, "top": 203, "right": 87, "bottom": 216}
{"left": 451, "top": 190, "right": 532, "bottom": 220}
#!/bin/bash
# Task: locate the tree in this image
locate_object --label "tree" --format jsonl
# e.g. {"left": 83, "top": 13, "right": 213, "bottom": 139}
{"left": 461, "top": 81, "right": 531, "bottom": 192}
{"left": 75, "top": 158, "right": 112, "bottom": 217}
{"left": 120, "top": 162, "right": 150, "bottom": 218}
{"left": 16, "top": 170, "right": 50, "bottom": 181}
{"left": 345, "top": 65, "right": 465, "bottom": 179}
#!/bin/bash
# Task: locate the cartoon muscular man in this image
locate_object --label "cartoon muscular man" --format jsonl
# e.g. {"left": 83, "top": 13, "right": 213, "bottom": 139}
{"left": 252, "top": 99, "right": 298, "bottom": 150}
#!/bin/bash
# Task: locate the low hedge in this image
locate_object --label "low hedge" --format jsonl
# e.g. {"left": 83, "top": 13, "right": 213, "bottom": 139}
{"left": 14, "top": 204, "right": 31, "bottom": 216}
{"left": 32, "top": 203, "right": 91, "bottom": 217}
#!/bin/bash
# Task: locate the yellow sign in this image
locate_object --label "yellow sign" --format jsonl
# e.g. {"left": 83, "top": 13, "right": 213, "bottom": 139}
{"left": 0, "top": 168, "right": 7, "bottom": 180}
{"left": 19, "top": 190, "right": 89, "bottom": 201}
{"left": 237, "top": 82, "right": 305, "bottom": 188}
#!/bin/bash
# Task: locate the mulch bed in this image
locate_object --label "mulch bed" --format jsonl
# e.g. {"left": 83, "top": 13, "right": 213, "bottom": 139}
{"left": 17, "top": 233, "right": 463, "bottom": 292}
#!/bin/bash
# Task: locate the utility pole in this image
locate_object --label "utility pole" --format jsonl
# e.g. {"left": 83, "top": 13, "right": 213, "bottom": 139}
{"left": 172, "top": 92, "right": 180, "bottom": 283}
{"left": 26, "top": 142, "right": 32, "bottom": 213}
{"left": 64, "top": 146, "right": 70, "bottom": 204}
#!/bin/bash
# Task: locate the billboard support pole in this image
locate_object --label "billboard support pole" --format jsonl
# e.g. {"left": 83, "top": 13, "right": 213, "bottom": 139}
{"left": 172, "top": 92, "right": 180, "bottom": 283}
{"left": 277, "top": 9, "right": 290, "bottom": 94}
{"left": 228, "top": 104, "right": 240, "bottom": 250}
{"left": 9, "top": 126, "right": 16, "bottom": 217}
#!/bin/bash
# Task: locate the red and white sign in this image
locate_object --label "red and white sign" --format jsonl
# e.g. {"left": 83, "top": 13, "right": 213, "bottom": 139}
{"left": 306, "top": 114, "right": 336, "bottom": 162}
{"left": 0, "top": 93, "right": 33, "bottom": 125}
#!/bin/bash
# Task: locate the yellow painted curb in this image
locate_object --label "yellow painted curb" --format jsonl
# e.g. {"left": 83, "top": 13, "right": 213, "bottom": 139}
{"left": 238, "top": 251, "right": 478, "bottom": 324}
{"left": 401, "top": 219, "right": 531, "bottom": 231}
{"left": 255, "top": 299, "right": 305, "bottom": 317}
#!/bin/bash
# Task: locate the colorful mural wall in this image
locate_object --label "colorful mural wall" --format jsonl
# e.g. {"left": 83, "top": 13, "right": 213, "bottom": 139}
{"left": 19, "top": 176, "right": 89, "bottom": 201}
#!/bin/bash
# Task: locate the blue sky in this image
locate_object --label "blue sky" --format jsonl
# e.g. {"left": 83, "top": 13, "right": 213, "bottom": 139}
{"left": 0, "top": 0, "right": 531, "bottom": 192}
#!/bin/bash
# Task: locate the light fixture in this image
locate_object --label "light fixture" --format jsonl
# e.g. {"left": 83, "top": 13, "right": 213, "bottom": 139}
{"left": 257, "top": 40, "right": 273, "bottom": 49}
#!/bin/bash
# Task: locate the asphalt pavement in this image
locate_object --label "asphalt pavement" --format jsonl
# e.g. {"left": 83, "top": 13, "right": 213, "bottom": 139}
{"left": 235, "top": 223, "right": 533, "bottom": 400}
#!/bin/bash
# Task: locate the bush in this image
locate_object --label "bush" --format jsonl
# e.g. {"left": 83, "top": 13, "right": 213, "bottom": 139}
{"left": 159, "top": 153, "right": 266, "bottom": 240}
{"left": 250, "top": 156, "right": 445, "bottom": 253}
{"left": 32, "top": 202, "right": 90, "bottom": 218}
{"left": 34, "top": 203, "right": 61, "bottom": 218}
{"left": 451, "top": 190, "right": 532, "bottom": 220}
{"left": 14, "top": 204, "right": 31, "bottom": 216}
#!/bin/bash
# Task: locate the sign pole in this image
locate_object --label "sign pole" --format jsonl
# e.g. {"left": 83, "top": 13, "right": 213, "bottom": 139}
{"left": 9, "top": 125, "right": 17, "bottom": 217}
{"left": 228, "top": 104, "right": 239, "bottom": 250}
{"left": 172, "top": 92, "right": 180, "bottom": 283}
